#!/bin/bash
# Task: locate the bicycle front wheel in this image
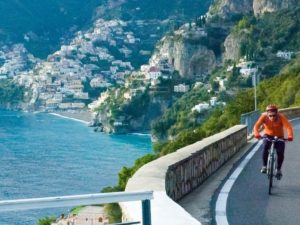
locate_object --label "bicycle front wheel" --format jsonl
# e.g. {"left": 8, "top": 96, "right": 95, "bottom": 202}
{"left": 268, "top": 154, "right": 274, "bottom": 195}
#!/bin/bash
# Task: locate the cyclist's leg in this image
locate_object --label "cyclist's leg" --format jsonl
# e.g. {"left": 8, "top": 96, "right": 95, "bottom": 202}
{"left": 275, "top": 141, "right": 285, "bottom": 170}
{"left": 263, "top": 139, "right": 272, "bottom": 166}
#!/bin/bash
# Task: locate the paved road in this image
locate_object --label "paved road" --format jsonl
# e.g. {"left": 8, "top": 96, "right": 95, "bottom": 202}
{"left": 226, "top": 119, "right": 300, "bottom": 225}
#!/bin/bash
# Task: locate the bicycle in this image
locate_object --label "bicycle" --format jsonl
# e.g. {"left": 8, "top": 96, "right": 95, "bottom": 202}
{"left": 263, "top": 136, "right": 286, "bottom": 195}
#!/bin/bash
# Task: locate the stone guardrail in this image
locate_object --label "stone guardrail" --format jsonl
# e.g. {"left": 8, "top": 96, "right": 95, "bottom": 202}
{"left": 165, "top": 125, "right": 247, "bottom": 201}
{"left": 279, "top": 107, "right": 300, "bottom": 119}
{"left": 121, "top": 107, "right": 300, "bottom": 225}
{"left": 239, "top": 107, "right": 300, "bottom": 138}
{"left": 240, "top": 110, "right": 261, "bottom": 137}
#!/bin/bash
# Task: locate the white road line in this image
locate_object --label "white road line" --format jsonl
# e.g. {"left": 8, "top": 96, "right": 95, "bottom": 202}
{"left": 215, "top": 141, "right": 263, "bottom": 225}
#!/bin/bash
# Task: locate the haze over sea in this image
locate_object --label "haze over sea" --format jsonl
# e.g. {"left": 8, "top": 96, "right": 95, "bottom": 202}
{"left": 0, "top": 110, "right": 152, "bottom": 225}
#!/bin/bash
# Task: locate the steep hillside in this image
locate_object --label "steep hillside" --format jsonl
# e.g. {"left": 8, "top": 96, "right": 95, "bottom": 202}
{"left": 224, "top": 8, "right": 300, "bottom": 77}
{"left": 155, "top": 55, "right": 300, "bottom": 155}
{"left": 96, "top": 0, "right": 212, "bottom": 21}
{"left": 253, "top": 0, "right": 299, "bottom": 16}
{"left": 0, "top": 0, "right": 212, "bottom": 59}
{"left": 257, "top": 56, "right": 300, "bottom": 108}
{"left": 0, "top": 0, "right": 102, "bottom": 58}
{"left": 208, "top": 0, "right": 253, "bottom": 21}
{"left": 208, "top": 0, "right": 300, "bottom": 21}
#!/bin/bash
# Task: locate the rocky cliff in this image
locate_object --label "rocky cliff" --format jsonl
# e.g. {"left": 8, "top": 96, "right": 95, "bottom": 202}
{"left": 208, "top": 0, "right": 300, "bottom": 20}
{"left": 253, "top": 0, "right": 299, "bottom": 16}
{"left": 151, "top": 28, "right": 216, "bottom": 80}
{"left": 208, "top": 0, "right": 253, "bottom": 21}
{"left": 93, "top": 94, "right": 172, "bottom": 134}
{"left": 223, "top": 30, "right": 249, "bottom": 61}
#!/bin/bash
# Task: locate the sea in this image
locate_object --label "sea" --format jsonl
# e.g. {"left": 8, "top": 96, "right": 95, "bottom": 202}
{"left": 0, "top": 110, "right": 152, "bottom": 225}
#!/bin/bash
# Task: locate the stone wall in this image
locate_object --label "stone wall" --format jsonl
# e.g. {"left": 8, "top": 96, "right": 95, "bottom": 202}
{"left": 165, "top": 125, "right": 247, "bottom": 201}
{"left": 280, "top": 107, "right": 300, "bottom": 119}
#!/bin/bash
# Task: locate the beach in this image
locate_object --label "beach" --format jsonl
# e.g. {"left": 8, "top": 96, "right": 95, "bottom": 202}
{"left": 50, "top": 110, "right": 94, "bottom": 125}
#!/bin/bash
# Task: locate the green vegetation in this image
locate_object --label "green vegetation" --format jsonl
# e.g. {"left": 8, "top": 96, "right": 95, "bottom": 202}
{"left": 103, "top": 0, "right": 211, "bottom": 21}
{"left": 157, "top": 56, "right": 300, "bottom": 155}
{"left": 70, "top": 205, "right": 86, "bottom": 215}
{"left": 0, "top": 1, "right": 102, "bottom": 58}
{"left": 257, "top": 56, "right": 300, "bottom": 108}
{"left": 230, "top": 8, "right": 300, "bottom": 76}
{"left": 104, "top": 203, "right": 122, "bottom": 223}
{"left": 151, "top": 86, "right": 211, "bottom": 139}
{"left": 95, "top": 85, "right": 152, "bottom": 131}
{"left": 37, "top": 216, "right": 56, "bottom": 225}
{"left": 156, "top": 90, "right": 254, "bottom": 155}
{"left": 0, "top": 80, "right": 25, "bottom": 104}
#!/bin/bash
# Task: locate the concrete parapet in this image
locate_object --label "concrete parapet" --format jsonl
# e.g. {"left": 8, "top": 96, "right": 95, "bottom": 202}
{"left": 280, "top": 107, "right": 300, "bottom": 119}
{"left": 121, "top": 125, "right": 247, "bottom": 225}
{"left": 166, "top": 125, "right": 247, "bottom": 201}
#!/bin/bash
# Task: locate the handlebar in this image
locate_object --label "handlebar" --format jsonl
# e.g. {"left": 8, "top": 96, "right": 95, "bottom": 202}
{"left": 262, "top": 136, "right": 287, "bottom": 142}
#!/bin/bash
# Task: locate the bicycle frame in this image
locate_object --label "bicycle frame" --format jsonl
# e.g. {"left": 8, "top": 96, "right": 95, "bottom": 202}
{"left": 264, "top": 137, "right": 285, "bottom": 195}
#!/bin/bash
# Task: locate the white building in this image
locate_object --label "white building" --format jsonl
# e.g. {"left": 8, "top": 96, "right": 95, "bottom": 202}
{"left": 174, "top": 84, "right": 190, "bottom": 93}
{"left": 237, "top": 61, "right": 257, "bottom": 77}
{"left": 90, "top": 77, "right": 110, "bottom": 88}
{"left": 146, "top": 66, "right": 161, "bottom": 80}
{"left": 74, "top": 92, "right": 89, "bottom": 100}
{"left": 276, "top": 51, "right": 293, "bottom": 60}
{"left": 240, "top": 67, "right": 258, "bottom": 77}
{"left": 192, "top": 103, "right": 210, "bottom": 113}
{"left": 210, "top": 97, "right": 217, "bottom": 106}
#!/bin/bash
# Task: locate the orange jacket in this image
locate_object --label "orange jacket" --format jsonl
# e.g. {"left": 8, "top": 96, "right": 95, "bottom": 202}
{"left": 253, "top": 112, "right": 293, "bottom": 138}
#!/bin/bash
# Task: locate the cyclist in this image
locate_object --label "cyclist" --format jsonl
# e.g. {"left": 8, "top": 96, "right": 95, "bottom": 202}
{"left": 253, "top": 104, "right": 293, "bottom": 179}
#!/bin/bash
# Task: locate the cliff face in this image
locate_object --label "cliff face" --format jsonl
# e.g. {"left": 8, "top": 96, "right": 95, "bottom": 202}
{"left": 94, "top": 95, "right": 171, "bottom": 134}
{"left": 253, "top": 0, "right": 299, "bottom": 16}
{"left": 223, "top": 31, "right": 248, "bottom": 61}
{"left": 208, "top": 0, "right": 253, "bottom": 20}
{"left": 208, "top": 0, "right": 300, "bottom": 19}
{"left": 151, "top": 30, "right": 216, "bottom": 80}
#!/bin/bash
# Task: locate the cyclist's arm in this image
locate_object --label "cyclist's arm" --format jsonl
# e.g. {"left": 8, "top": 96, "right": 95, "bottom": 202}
{"left": 253, "top": 114, "right": 265, "bottom": 137}
{"left": 280, "top": 114, "right": 294, "bottom": 138}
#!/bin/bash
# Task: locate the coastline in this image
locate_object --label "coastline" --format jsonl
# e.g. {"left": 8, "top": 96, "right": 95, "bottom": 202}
{"left": 49, "top": 110, "right": 94, "bottom": 125}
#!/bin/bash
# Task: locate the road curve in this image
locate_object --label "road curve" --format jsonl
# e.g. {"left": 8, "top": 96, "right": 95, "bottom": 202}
{"left": 221, "top": 119, "right": 300, "bottom": 225}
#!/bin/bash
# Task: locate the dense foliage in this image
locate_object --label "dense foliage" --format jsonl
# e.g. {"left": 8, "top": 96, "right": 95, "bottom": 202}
{"left": 0, "top": 80, "right": 25, "bottom": 104}
{"left": 232, "top": 8, "right": 300, "bottom": 77}
{"left": 0, "top": 0, "right": 102, "bottom": 58}
{"left": 151, "top": 86, "right": 212, "bottom": 139}
{"left": 157, "top": 56, "right": 300, "bottom": 155}
{"left": 236, "top": 8, "right": 300, "bottom": 54}
{"left": 157, "top": 90, "right": 254, "bottom": 155}
{"left": 101, "top": 0, "right": 212, "bottom": 21}
{"left": 257, "top": 56, "right": 300, "bottom": 108}
{"left": 97, "top": 86, "right": 151, "bottom": 127}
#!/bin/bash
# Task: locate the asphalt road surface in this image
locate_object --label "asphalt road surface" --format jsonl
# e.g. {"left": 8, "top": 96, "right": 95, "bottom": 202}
{"left": 226, "top": 119, "right": 300, "bottom": 225}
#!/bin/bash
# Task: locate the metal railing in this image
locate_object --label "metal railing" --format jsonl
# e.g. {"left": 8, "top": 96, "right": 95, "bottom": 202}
{"left": 240, "top": 110, "right": 261, "bottom": 137}
{"left": 0, "top": 191, "right": 153, "bottom": 225}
